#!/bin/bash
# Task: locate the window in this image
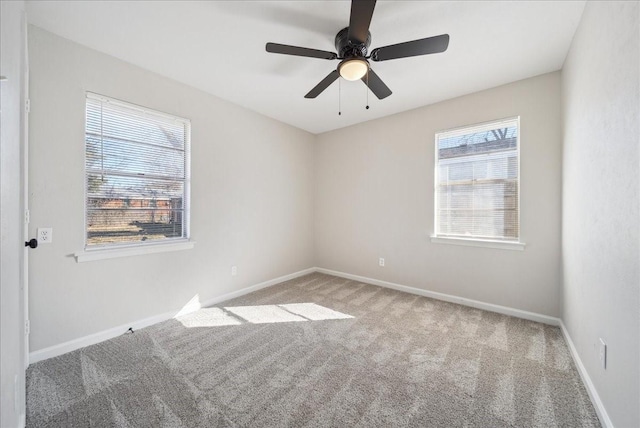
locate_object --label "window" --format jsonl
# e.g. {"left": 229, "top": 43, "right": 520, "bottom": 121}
{"left": 434, "top": 117, "right": 520, "bottom": 244}
{"left": 84, "top": 93, "right": 190, "bottom": 249}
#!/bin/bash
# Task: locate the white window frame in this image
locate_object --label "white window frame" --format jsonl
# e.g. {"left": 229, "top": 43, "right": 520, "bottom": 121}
{"left": 75, "top": 93, "right": 194, "bottom": 262}
{"left": 431, "top": 117, "right": 525, "bottom": 251}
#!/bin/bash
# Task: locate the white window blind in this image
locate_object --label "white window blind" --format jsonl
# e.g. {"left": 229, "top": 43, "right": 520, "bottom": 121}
{"left": 85, "top": 93, "right": 190, "bottom": 248}
{"left": 435, "top": 117, "right": 519, "bottom": 241}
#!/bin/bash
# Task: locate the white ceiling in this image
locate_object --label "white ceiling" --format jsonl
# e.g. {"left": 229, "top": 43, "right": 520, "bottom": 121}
{"left": 26, "top": 1, "right": 585, "bottom": 134}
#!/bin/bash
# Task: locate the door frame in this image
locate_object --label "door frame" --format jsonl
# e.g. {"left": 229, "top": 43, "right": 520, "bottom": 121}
{"left": 0, "top": 1, "right": 29, "bottom": 424}
{"left": 22, "top": 9, "right": 30, "bottom": 367}
{"left": 20, "top": 5, "right": 30, "bottom": 369}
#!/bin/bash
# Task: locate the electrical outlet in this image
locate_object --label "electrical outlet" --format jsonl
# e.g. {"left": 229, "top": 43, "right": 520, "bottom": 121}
{"left": 379, "top": 257, "right": 385, "bottom": 267}
{"left": 38, "top": 227, "right": 53, "bottom": 244}
{"left": 231, "top": 266, "right": 237, "bottom": 276}
{"left": 599, "top": 338, "right": 607, "bottom": 369}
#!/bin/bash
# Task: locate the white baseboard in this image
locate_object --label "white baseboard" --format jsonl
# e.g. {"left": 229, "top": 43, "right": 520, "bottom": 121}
{"left": 316, "top": 267, "right": 612, "bottom": 426}
{"left": 559, "top": 321, "right": 613, "bottom": 428}
{"left": 28, "top": 267, "right": 316, "bottom": 365}
{"left": 316, "top": 267, "right": 561, "bottom": 326}
{"left": 27, "top": 265, "right": 611, "bottom": 428}
{"left": 200, "top": 267, "right": 316, "bottom": 308}
{"left": 29, "top": 310, "right": 174, "bottom": 365}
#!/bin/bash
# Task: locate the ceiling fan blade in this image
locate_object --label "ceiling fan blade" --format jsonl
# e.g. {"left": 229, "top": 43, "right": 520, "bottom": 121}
{"left": 370, "top": 34, "right": 450, "bottom": 62}
{"left": 266, "top": 43, "right": 337, "bottom": 60}
{"left": 362, "top": 68, "right": 392, "bottom": 99}
{"left": 305, "top": 70, "right": 340, "bottom": 98}
{"left": 347, "top": 0, "right": 377, "bottom": 45}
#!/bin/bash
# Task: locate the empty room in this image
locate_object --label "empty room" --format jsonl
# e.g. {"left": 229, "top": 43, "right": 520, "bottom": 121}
{"left": 1, "top": 1, "right": 638, "bottom": 427}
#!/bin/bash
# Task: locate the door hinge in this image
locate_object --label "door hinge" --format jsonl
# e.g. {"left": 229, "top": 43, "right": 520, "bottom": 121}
{"left": 25, "top": 319, "right": 30, "bottom": 336}
{"left": 25, "top": 98, "right": 30, "bottom": 113}
{"left": 24, "top": 209, "right": 30, "bottom": 224}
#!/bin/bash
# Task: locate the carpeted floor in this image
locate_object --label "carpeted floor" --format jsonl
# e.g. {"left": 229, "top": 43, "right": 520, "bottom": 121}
{"left": 26, "top": 273, "right": 600, "bottom": 427}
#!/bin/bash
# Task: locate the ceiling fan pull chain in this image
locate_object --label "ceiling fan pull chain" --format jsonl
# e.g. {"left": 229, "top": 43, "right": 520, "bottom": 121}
{"left": 338, "top": 77, "right": 342, "bottom": 116}
{"left": 366, "top": 67, "right": 370, "bottom": 110}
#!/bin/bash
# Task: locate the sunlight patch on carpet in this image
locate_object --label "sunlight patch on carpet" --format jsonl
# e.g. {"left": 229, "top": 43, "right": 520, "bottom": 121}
{"left": 176, "top": 303, "right": 353, "bottom": 328}
{"left": 225, "top": 304, "right": 353, "bottom": 324}
{"left": 176, "top": 308, "right": 243, "bottom": 328}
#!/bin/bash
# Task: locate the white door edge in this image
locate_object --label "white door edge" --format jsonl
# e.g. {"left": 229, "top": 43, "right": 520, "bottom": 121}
{"left": 21, "top": 9, "right": 30, "bottom": 367}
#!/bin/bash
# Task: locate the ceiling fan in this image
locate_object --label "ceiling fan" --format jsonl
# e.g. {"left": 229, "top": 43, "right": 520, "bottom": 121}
{"left": 265, "top": 0, "right": 450, "bottom": 100}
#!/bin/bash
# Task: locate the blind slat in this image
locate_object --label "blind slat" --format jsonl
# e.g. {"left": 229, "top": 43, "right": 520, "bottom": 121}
{"left": 85, "top": 94, "right": 190, "bottom": 248}
{"left": 435, "top": 118, "right": 519, "bottom": 241}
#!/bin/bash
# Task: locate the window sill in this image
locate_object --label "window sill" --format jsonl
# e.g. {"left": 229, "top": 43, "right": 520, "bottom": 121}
{"left": 430, "top": 236, "right": 525, "bottom": 251}
{"left": 74, "top": 240, "right": 195, "bottom": 263}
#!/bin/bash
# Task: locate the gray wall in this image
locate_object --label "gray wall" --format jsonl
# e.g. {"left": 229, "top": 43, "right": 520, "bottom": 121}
{"left": 1, "top": 1, "right": 27, "bottom": 425}
{"left": 24, "top": 6, "right": 640, "bottom": 425}
{"left": 315, "top": 72, "right": 563, "bottom": 317}
{"left": 561, "top": 2, "right": 640, "bottom": 427}
{"left": 28, "top": 27, "right": 315, "bottom": 352}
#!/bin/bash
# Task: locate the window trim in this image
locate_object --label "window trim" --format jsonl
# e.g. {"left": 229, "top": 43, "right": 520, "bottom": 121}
{"left": 74, "top": 240, "right": 195, "bottom": 263}
{"left": 429, "top": 235, "right": 525, "bottom": 251}
{"left": 81, "top": 92, "right": 192, "bottom": 255}
{"left": 432, "top": 116, "right": 524, "bottom": 248}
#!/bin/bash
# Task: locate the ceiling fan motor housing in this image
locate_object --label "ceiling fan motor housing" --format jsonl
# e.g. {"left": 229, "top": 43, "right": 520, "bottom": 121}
{"left": 335, "top": 27, "right": 371, "bottom": 59}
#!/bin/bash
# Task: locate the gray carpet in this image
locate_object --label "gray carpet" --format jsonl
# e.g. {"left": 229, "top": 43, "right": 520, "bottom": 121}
{"left": 27, "top": 273, "right": 600, "bottom": 427}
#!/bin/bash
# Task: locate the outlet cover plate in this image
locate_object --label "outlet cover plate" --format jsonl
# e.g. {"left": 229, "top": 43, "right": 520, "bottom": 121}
{"left": 599, "top": 338, "right": 607, "bottom": 369}
{"left": 38, "top": 227, "right": 53, "bottom": 244}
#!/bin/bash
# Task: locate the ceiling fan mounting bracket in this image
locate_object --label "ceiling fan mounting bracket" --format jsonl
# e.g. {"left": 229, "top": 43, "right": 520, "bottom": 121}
{"left": 335, "top": 27, "right": 371, "bottom": 59}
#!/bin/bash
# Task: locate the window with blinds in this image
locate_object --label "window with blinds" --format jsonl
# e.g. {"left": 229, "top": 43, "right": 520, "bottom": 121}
{"left": 435, "top": 117, "right": 519, "bottom": 241}
{"left": 85, "top": 93, "right": 190, "bottom": 248}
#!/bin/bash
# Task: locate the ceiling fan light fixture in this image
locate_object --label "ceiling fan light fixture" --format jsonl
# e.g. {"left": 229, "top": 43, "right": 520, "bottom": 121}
{"left": 338, "top": 59, "right": 369, "bottom": 81}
